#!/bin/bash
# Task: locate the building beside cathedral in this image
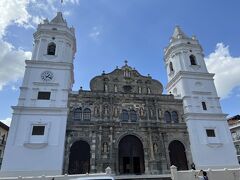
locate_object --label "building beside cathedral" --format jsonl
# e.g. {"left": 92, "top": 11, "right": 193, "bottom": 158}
{"left": 0, "top": 12, "right": 239, "bottom": 177}
{"left": 228, "top": 115, "right": 240, "bottom": 164}
{"left": 0, "top": 121, "right": 9, "bottom": 170}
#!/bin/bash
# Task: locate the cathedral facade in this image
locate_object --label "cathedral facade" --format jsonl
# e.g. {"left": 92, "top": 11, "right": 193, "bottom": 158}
{"left": 64, "top": 62, "right": 191, "bottom": 174}
{"left": 0, "top": 12, "right": 239, "bottom": 177}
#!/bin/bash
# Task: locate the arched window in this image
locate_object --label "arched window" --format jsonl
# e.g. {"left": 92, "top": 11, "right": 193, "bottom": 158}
{"left": 236, "top": 145, "right": 240, "bottom": 154}
{"left": 47, "top": 42, "right": 56, "bottom": 55}
{"left": 130, "top": 110, "right": 137, "bottom": 122}
{"left": 164, "top": 111, "right": 171, "bottom": 123}
{"left": 169, "top": 62, "right": 174, "bottom": 72}
{"left": 121, "top": 110, "right": 129, "bottom": 121}
{"left": 83, "top": 108, "right": 91, "bottom": 121}
{"left": 74, "top": 108, "right": 82, "bottom": 121}
{"left": 172, "top": 111, "right": 179, "bottom": 123}
{"left": 202, "top": 101, "right": 207, "bottom": 110}
{"left": 123, "top": 85, "right": 132, "bottom": 93}
{"left": 189, "top": 55, "right": 197, "bottom": 65}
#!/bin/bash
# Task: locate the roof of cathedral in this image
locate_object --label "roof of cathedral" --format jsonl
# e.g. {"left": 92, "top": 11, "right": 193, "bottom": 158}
{"left": 0, "top": 121, "right": 9, "bottom": 131}
{"left": 50, "top": 12, "right": 67, "bottom": 25}
{"left": 121, "top": 60, "right": 133, "bottom": 70}
{"left": 90, "top": 61, "right": 163, "bottom": 94}
{"left": 172, "top": 26, "right": 188, "bottom": 39}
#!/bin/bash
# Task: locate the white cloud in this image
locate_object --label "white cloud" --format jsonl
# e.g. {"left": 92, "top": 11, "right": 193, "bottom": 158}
{"left": 0, "top": 117, "right": 12, "bottom": 127}
{"left": 0, "top": 0, "right": 30, "bottom": 37}
{"left": 0, "top": 0, "right": 81, "bottom": 38}
{"left": 89, "top": 26, "right": 102, "bottom": 40}
{"left": 0, "top": 0, "right": 80, "bottom": 91}
{"left": 62, "top": 0, "right": 80, "bottom": 5}
{"left": 205, "top": 43, "right": 240, "bottom": 99}
{"left": 11, "top": 85, "right": 18, "bottom": 91}
{"left": 0, "top": 40, "right": 31, "bottom": 90}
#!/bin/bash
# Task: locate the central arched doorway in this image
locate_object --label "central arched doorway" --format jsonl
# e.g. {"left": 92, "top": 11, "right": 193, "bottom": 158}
{"left": 119, "top": 135, "right": 145, "bottom": 174}
{"left": 168, "top": 140, "right": 188, "bottom": 170}
{"left": 68, "top": 140, "right": 90, "bottom": 174}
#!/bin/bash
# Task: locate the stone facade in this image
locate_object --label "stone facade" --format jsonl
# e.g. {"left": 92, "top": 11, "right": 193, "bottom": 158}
{"left": 64, "top": 62, "right": 192, "bottom": 175}
{"left": 0, "top": 122, "right": 9, "bottom": 169}
{"left": 228, "top": 115, "right": 240, "bottom": 164}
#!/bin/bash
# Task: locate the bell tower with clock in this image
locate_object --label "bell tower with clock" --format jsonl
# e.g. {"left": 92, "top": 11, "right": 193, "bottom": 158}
{"left": 164, "top": 26, "right": 239, "bottom": 169}
{"left": 1, "top": 12, "right": 76, "bottom": 176}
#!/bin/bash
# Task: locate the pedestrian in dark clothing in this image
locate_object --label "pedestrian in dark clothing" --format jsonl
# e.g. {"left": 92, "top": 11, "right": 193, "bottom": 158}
{"left": 203, "top": 171, "right": 208, "bottom": 180}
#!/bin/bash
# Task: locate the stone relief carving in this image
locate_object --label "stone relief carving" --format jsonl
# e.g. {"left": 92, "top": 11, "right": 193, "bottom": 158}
{"left": 113, "top": 107, "right": 119, "bottom": 117}
{"left": 102, "top": 142, "right": 108, "bottom": 153}
{"left": 158, "top": 108, "right": 162, "bottom": 119}
{"left": 153, "top": 143, "right": 158, "bottom": 153}
{"left": 94, "top": 106, "right": 100, "bottom": 117}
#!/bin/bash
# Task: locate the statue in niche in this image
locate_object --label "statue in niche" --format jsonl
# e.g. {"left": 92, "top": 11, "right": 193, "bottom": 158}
{"left": 149, "top": 108, "right": 154, "bottom": 118}
{"left": 67, "top": 134, "right": 71, "bottom": 144}
{"left": 102, "top": 142, "right": 108, "bottom": 153}
{"left": 104, "top": 106, "right": 109, "bottom": 117}
{"left": 94, "top": 106, "right": 100, "bottom": 117}
{"left": 158, "top": 109, "right": 162, "bottom": 118}
{"left": 114, "top": 107, "right": 118, "bottom": 117}
{"left": 140, "top": 107, "right": 144, "bottom": 117}
{"left": 153, "top": 143, "right": 158, "bottom": 153}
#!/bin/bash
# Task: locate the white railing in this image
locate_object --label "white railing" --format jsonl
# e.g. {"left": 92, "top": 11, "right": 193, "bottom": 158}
{"left": 0, "top": 174, "right": 110, "bottom": 180}
{"left": 170, "top": 165, "right": 240, "bottom": 180}
{"left": 0, "top": 167, "right": 113, "bottom": 180}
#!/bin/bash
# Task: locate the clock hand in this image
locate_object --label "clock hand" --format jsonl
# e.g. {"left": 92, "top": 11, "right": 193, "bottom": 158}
{"left": 46, "top": 74, "right": 52, "bottom": 79}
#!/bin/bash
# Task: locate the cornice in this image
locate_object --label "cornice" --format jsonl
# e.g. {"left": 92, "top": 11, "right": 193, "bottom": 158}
{"left": 12, "top": 106, "right": 68, "bottom": 115}
{"left": 164, "top": 43, "right": 203, "bottom": 60}
{"left": 183, "top": 112, "right": 228, "bottom": 121}
{"left": 34, "top": 28, "right": 75, "bottom": 41}
{"left": 26, "top": 60, "right": 73, "bottom": 69}
{"left": 166, "top": 71, "right": 215, "bottom": 90}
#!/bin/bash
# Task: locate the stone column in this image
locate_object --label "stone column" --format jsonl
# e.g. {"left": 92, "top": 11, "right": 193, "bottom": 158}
{"left": 149, "top": 129, "right": 154, "bottom": 160}
{"left": 63, "top": 134, "right": 71, "bottom": 174}
{"left": 155, "top": 100, "right": 159, "bottom": 122}
{"left": 146, "top": 100, "right": 149, "bottom": 121}
{"left": 148, "top": 128, "right": 154, "bottom": 174}
{"left": 90, "top": 131, "right": 97, "bottom": 173}
{"left": 160, "top": 131, "right": 169, "bottom": 173}
{"left": 97, "top": 126, "right": 102, "bottom": 173}
{"left": 100, "top": 97, "right": 103, "bottom": 119}
{"left": 144, "top": 150, "right": 150, "bottom": 174}
{"left": 109, "top": 126, "right": 115, "bottom": 173}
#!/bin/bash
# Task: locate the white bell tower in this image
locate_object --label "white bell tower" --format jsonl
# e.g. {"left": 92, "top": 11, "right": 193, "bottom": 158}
{"left": 164, "top": 26, "right": 239, "bottom": 169}
{"left": 1, "top": 12, "right": 76, "bottom": 176}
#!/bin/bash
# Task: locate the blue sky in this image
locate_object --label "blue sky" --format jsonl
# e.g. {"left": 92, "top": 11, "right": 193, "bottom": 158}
{"left": 0, "top": 0, "right": 240, "bottom": 126}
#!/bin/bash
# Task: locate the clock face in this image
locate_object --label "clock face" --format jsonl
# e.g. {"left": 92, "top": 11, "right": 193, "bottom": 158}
{"left": 41, "top": 71, "right": 53, "bottom": 81}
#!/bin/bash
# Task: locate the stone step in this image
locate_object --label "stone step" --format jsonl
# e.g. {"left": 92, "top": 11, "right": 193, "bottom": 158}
{"left": 115, "top": 174, "right": 172, "bottom": 180}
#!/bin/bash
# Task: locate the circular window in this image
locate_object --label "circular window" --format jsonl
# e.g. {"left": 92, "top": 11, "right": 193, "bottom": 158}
{"left": 123, "top": 85, "right": 132, "bottom": 93}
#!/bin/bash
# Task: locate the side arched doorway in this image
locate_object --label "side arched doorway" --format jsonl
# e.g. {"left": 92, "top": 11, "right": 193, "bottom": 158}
{"left": 119, "top": 135, "right": 145, "bottom": 174}
{"left": 168, "top": 140, "right": 188, "bottom": 170}
{"left": 68, "top": 140, "right": 90, "bottom": 174}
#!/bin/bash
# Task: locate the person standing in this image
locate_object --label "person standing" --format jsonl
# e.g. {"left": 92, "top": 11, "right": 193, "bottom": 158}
{"left": 203, "top": 171, "right": 209, "bottom": 180}
{"left": 196, "top": 170, "right": 204, "bottom": 180}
